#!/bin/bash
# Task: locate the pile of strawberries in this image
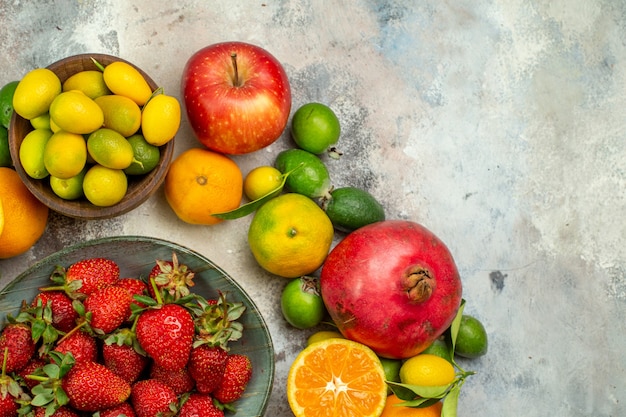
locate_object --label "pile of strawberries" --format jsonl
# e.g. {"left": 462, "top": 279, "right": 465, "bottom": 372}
{"left": 0, "top": 254, "right": 252, "bottom": 417}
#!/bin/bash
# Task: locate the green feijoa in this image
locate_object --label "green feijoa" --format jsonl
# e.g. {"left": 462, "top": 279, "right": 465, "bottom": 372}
{"left": 274, "top": 148, "right": 331, "bottom": 199}
{"left": 322, "top": 186, "right": 385, "bottom": 232}
{"left": 454, "top": 314, "right": 488, "bottom": 358}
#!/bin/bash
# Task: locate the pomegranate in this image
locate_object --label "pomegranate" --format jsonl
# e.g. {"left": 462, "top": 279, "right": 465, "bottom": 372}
{"left": 320, "top": 220, "right": 462, "bottom": 359}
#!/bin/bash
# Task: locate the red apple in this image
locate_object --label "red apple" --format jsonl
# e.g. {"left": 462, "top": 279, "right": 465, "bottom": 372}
{"left": 181, "top": 41, "right": 292, "bottom": 154}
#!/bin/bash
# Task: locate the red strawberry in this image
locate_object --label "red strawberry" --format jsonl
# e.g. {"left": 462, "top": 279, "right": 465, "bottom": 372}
{"left": 33, "top": 406, "right": 80, "bottom": 417}
{"left": 61, "top": 360, "right": 131, "bottom": 411}
{"left": 31, "top": 291, "right": 78, "bottom": 333}
{"left": 102, "top": 342, "right": 148, "bottom": 383}
{"left": 115, "top": 278, "right": 149, "bottom": 311}
{"left": 0, "top": 392, "right": 18, "bottom": 417}
{"left": 84, "top": 285, "right": 133, "bottom": 334}
{"left": 149, "top": 363, "right": 194, "bottom": 395}
{"left": 0, "top": 323, "right": 35, "bottom": 373}
{"left": 213, "top": 354, "right": 252, "bottom": 404}
{"left": 17, "top": 358, "right": 46, "bottom": 389}
{"left": 188, "top": 345, "right": 228, "bottom": 394}
{"left": 54, "top": 330, "right": 98, "bottom": 363}
{"left": 97, "top": 401, "right": 137, "bottom": 417}
{"left": 178, "top": 393, "right": 224, "bottom": 417}
{"left": 130, "top": 379, "right": 177, "bottom": 417}
{"left": 52, "top": 258, "right": 120, "bottom": 298}
{"left": 136, "top": 304, "right": 194, "bottom": 371}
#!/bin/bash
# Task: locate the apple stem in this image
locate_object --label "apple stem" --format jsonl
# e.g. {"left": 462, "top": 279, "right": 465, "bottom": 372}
{"left": 231, "top": 53, "right": 241, "bottom": 87}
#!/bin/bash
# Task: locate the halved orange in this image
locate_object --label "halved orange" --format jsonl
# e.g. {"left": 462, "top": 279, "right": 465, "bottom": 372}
{"left": 287, "top": 338, "right": 388, "bottom": 417}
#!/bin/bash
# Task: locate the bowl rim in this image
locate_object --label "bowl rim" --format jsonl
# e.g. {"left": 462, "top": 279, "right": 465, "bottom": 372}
{"left": 8, "top": 53, "right": 175, "bottom": 220}
{"left": 0, "top": 235, "right": 275, "bottom": 416}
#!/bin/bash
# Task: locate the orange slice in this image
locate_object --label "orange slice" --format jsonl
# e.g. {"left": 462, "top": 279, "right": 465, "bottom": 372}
{"left": 287, "top": 338, "right": 388, "bottom": 417}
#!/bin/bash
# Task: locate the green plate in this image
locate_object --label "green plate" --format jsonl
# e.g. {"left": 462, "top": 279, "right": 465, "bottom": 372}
{"left": 0, "top": 235, "right": 274, "bottom": 417}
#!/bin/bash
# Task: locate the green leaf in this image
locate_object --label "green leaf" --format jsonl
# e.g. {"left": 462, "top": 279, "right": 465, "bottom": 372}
{"left": 399, "top": 397, "right": 441, "bottom": 408}
{"left": 42, "top": 364, "right": 60, "bottom": 379}
{"left": 441, "top": 383, "right": 461, "bottom": 417}
{"left": 449, "top": 299, "right": 466, "bottom": 356}
{"left": 30, "top": 391, "right": 54, "bottom": 406}
{"left": 386, "top": 381, "right": 450, "bottom": 400}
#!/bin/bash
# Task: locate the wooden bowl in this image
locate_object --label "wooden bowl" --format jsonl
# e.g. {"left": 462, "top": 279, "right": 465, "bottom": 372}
{"left": 0, "top": 236, "right": 275, "bottom": 416}
{"left": 8, "top": 53, "right": 175, "bottom": 220}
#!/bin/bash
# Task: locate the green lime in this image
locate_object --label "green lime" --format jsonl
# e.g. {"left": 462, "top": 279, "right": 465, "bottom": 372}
{"left": 50, "top": 166, "right": 87, "bottom": 200}
{"left": 280, "top": 276, "right": 326, "bottom": 329}
{"left": 274, "top": 148, "right": 331, "bottom": 199}
{"left": 0, "top": 126, "right": 11, "bottom": 167}
{"left": 87, "top": 128, "right": 134, "bottom": 170}
{"left": 19, "top": 128, "right": 53, "bottom": 179}
{"left": 379, "top": 357, "right": 402, "bottom": 394}
{"left": 0, "top": 81, "right": 19, "bottom": 129}
{"left": 421, "top": 336, "right": 452, "bottom": 363}
{"left": 291, "top": 102, "right": 340, "bottom": 154}
{"left": 124, "top": 134, "right": 160, "bottom": 175}
{"left": 454, "top": 315, "right": 488, "bottom": 358}
{"left": 322, "top": 186, "right": 385, "bottom": 232}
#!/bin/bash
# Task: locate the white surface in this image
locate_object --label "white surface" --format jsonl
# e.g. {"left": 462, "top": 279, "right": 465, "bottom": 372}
{"left": 1, "top": 1, "right": 625, "bottom": 416}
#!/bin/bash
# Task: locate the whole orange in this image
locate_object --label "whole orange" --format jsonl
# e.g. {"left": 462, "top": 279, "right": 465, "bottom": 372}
{"left": 164, "top": 148, "right": 243, "bottom": 225}
{"left": 0, "top": 167, "right": 49, "bottom": 258}
{"left": 380, "top": 395, "right": 442, "bottom": 417}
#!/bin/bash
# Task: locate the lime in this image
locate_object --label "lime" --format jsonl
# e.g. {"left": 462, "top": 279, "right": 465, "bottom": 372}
{"left": 322, "top": 186, "right": 385, "bottom": 232}
{"left": 50, "top": 167, "right": 87, "bottom": 200}
{"left": 124, "top": 134, "right": 160, "bottom": 175}
{"left": 243, "top": 165, "right": 283, "bottom": 200}
{"left": 280, "top": 276, "right": 326, "bottom": 329}
{"left": 0, "top": 126, "right": 11, "bottom": 167}
{"left": 83, "top": 165, "right": 127, "bottom": 207}
{"left": 399, "top": 354, "right": 456, "bottom": 387}
{"left": 49, "top": 90, "right": 104, "bottom": 134}
{"left": 19, "top": 128, "right": 53, "bottom": 179}
{"left": 274, "top": 149, "right": 331, "bottom": 199}
{"left": 62, "top": 70, "right": 111, "bottom": 99}
{"left": 0, "top": 81, "right": 19, "bottom": 128}
{"left": 95, "top": 94, "right": 142, "bottom": 137}
{"left": 379, "top": 357, "right": 402, "bottom": 394}
{"left": 43, "top": 131, "right": 87, "bottom": 179}
{"left": 87, "top": 128, "right": 134, "bottom": 170}
{"left": 291, "top": 102, "right": 340, "bottom": 154}
{"left": 30, "top": 113, "right": 51, "bottom": 130}
{"left": 454, "top": 315, "right": 488, "bottom": 358}
{"left": 306, "top": 330, "right": 344, "bottom": 346}
{"left": 13, "top": 68, "right": 62, "bottom": 120}
{"left": 421, "top": 336, "right": 452, "bottom": 363}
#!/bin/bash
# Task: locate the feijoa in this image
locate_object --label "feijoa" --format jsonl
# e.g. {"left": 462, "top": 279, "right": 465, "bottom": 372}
{"left": 274, "top": 148, "right": 331, "bottom": 199}
{"left": 322, "top": 186, "right": 385, "bottom": 232}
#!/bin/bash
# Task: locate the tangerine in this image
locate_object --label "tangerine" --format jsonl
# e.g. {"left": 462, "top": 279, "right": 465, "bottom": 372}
{"left": 380, "top": 395, "right": 443, "bottom": 417}
{"left": 164, "top": 148, "right": 243, "bottom": 225}
{"left": 0, "top": 167, "right": 49, "bottom": 258}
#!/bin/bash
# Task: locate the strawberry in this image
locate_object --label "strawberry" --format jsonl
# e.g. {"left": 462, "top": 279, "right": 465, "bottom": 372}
{"left": 147, "top": 253, "right": 195, "bottom": 302}
{"left": 43, "top": 258, "right": 120, "bottom": 299}
{"left": 178, "top": 393, "right": 224, "bottom": 417}
{"left": 0, "top": 323, "right": 35, "bottom": 373}
{"left": 31, "top": 291, "right": 78, "bottom": 333}
{"left": 17, "top": 358, "right": 46, "bottom": 389}
{"left": 0, "top": 394, "right": 18, "bottom": 417}
{"left": 102, "top": 342, "right": 148, "bottom": 383}
{"left": 62, "top": 361, "right": 131, "bottom": 412}
{"left": 188, "top": 345, "right": 228, "bottom": 394}
{"left": 84, "top": 285, "right": 133, "bottom": 335}
{"left": 213, "top": 353, "right": 252, "bottom": 404}
{"left": 130, "top": 379, "right": 177, "bottom": 417}
{"left": 33, "top": 406, "right": 80, "bottom": 417}
{"left": 135, "top": 304, "right": 194, "bottom": 371}
{"left": 0, "top": 347, "right": 23, "bottom": 417}
{"left": 53, "top": 330, "right": 98, "bottom": 364}
{"left": 115, "top": 278, "right": 149, "bottom": 312}
{"left": 96, "top": 401, "right": 137, "bottom": 417}
{"left": 149, "top": 363, "right": 194, "bottom": 395}
{"left": 191, "top": 292, "right": 245, "bottom": 348}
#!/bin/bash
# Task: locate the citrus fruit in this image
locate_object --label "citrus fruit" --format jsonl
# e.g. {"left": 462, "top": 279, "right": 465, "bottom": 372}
{"left": 454, "top": 315, "right": 488, "bottom": 358}
{"left": 287, "top": 338, "right": 387, "bottom": 417}
{"left": 243, "top": 165, "right": 283, "bottom": 200}
{"left": 124, "top": 134, "right": 160, "bottom": 176}
{"left": 0, "top": 199, "right": 4, "bottom": 236}
{"left": 0, "top": 80, "right": 19, "bottom": 128}
{"left": 399, "top": 354, "right": 456, "bottom": 387}
{"left": 274, "top": 149, "right": 331, "bottom": 199}
{"left": 248, "top": 193, "right": 334, "bottom": 278}
{"left": 280, "top": 276, "right": 326, "bottom": 329}
{"left": 306, "top": 330, "right": 344, "bottom": 346}
{"left": 95, "top": 94, "right": 142, "bottom": 137}
{"left": 322, "top": 186, "right": 386, "bottom": 232}
{"left": 62, "top": 70, "right": 111, "bottom": 99}
{"left": 43, "top": 131, "right": 87, "bottom": 179}
{"left": 49, "top": 90, "right": 104, "bottom": 134}
{"left": 164, "top": 148, "right": 243, "bottom": 225}
{"left": 291, "top": 102, "right": 340, "bottom": 154}
{"left": 50, "top": 167, "right": 87, "bottom": 200}
{"left": 87, "top": 128, "right": 135, "bottom": 170}
{"left": 380, "top": 394, "right": 443, "bottom": 417}
{"left": 30, "top": 113, "right": 51, "bottom": 130}
{"left": 421, "top": 337, "right": 452, "bottom": 363}
{"left": 141, "top": 93, "right": 181, "bottom": 146}
{"left": 0, "top": 167, "right": 49, "bottom": 258}
{"left": 82, "top": 165, "right": 127, "bottom": 207}
{"left": 12, "top": 68, "right": 61, "bottom": 120}
{"left": 0, "top": 126, "right": 11, "bottom": 167}
{"left": 379, "top": 357, "right": 402, "bottom": 394}
{"left": 19, "top": 128, "right": 53, "bottom": 179}
{"left": 102, "top": 61, "right": 152, "bottom": 106}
